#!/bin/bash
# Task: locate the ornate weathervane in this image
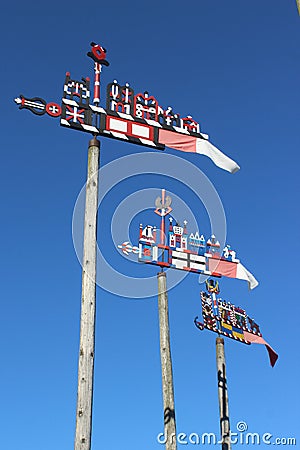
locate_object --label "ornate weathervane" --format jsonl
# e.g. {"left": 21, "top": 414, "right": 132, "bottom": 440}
{"left": 14, "top": 42, "right": 240, "bottom": 173}
{"left": 118, "top": 189, "right": 258, "bottom": 289}
{"left": 194, "top": 279, "right": 278, "bottom": 366}
{"left": 14, "top": 41, "right": 203, "bottom": 147}
{"left": 193, "top": 278, "right": 277, "bottom": 450}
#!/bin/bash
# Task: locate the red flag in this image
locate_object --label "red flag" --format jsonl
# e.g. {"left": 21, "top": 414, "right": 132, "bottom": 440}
{"left": 244, "top": 331, "right": 278, "bottom": 367}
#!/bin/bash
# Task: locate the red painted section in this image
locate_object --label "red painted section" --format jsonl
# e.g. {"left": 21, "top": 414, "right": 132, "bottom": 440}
{"left": 208, "top": 258, "right": 237, "bottom": 278}
{"left": 210, "top": 272, "right": 222, "bottom": 278}
{"left": 106, "top": 116, "right": 154, "bottom": 141}
{"left": 91, "top": 45, "right": 106, "bottom": 62}
{"left": 46, "top": 102, "right": 62, "bottom": 117}
{"left": 157, "top": 261, "right": 170, "bottom": 267}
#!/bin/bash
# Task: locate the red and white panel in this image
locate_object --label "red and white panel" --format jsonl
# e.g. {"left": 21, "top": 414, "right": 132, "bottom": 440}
{"left": 106, "top": 115, "right": 154, "bottom": 142}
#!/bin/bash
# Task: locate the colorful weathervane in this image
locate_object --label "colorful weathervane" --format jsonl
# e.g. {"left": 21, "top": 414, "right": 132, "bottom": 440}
{"left": 14, "top": 42, "right": 239, "bottom": 174}
{"left": 118, "top": 189, "right": 258, "bottom": 289}
{"left": 194, "top": 279, "right": 278, "bottom": 366}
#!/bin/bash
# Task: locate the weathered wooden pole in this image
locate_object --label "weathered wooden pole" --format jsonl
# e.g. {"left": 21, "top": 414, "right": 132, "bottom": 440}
{"left": 216, "top": 337, "right": 231, "bottom": 450}
{"left": 157, "top": 271, "right": 177, "bottom": 450}
{"left": 74, "top": 137, "right": 100, "bottom": 450}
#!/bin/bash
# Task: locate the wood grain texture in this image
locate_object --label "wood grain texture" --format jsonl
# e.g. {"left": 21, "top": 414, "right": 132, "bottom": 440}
{"left": 157, "top": 272, "right": 177, "bottom": 450}
{"left": 74, "top": 138, "right": 100, "bottom": 450}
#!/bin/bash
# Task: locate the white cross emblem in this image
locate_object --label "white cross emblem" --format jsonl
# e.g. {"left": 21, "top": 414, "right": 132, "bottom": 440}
{"left": 66, "top": 106, "right": 85, "bottom": 124}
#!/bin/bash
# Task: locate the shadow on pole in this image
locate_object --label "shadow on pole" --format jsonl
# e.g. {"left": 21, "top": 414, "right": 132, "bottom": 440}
{"left": 216, "top": 337, "right": 231, "bottom": 450}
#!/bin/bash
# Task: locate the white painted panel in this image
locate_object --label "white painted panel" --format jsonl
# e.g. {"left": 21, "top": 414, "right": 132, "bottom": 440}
{"left": 109, "top": 118, "right": 128, "bottom": 132}
{"left": 172, "top": 259, "right": 187, "bottom": 269}
{"left": 131, "top": 123, "right": 150, "bottom": 138}
{"left": 172, "top": 250, "right": 187, "bottom": 259}
{"left": 191, "top": 254, "right": 206, "bottom": 263}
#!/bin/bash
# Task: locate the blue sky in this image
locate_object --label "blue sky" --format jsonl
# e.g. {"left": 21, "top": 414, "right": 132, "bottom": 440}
{"left": 1, "top": 1, "right": 300, "bottom": 449}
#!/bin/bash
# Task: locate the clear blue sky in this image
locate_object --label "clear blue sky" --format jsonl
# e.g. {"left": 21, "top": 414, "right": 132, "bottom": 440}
{"left": 1, "top": 1, "right": 299, "bottom": 449}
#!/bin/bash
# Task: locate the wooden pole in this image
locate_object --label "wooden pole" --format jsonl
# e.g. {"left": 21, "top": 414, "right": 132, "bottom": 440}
{"left": 74, "top": 137, "right": 100, "bottom": 450}
{"left": 216, "top": 337, "right": 231, "bottom": 450}
{"left": 157, "top": 271, "right": 177, "bottom": 450}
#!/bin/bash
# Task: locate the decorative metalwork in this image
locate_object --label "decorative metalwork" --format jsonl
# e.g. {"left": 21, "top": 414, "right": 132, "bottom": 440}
{"left": 117, "top": 242, "right": 139, "bottom": 256}
{"left": 14, "top": 95, "right": 62, "bottom": 117}
{"left": 117, "top": 189, "right": 258, "bottom": 289}
{"left": 14, "top": 42, "right": 209, "bottom": 150}
{"left": 154, "top": 189, "right": 172, "bottom": 245}
{"left": 195, "top": 294, "right": 255, "bottom": 344}
{"left": 194, "top": 280, "right": 278, "bottom": 366}
{"left": 15, "top": 42, "right": 242, "bottom": 174}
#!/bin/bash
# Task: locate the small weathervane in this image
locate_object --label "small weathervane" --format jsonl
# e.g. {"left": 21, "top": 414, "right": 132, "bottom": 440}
{"left": 194, "top": 280, "right": 278, "bottom": 366}
{"left": 118, "top": 189, "right": 258, "bottom": 289}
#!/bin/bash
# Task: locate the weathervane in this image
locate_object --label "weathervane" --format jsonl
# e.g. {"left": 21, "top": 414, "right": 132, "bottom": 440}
{"left": 14, "top": 42, "right": 240, "bottom": 173}
{"left": 14, "top": 40, "right": 203, "bottom": 148}
{"left": 194, "top": 280, "right": 278, "bottom": 366}
{"left": 118, "top": 189, "right": 258, "bottom": 289}
{"left": 194, "top": 278, "right": 278, "bottom": 449}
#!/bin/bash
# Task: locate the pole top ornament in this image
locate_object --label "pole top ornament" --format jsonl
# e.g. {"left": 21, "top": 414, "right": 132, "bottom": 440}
{"left": 87, "top": 42, "right": 109, "bottom": 66}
